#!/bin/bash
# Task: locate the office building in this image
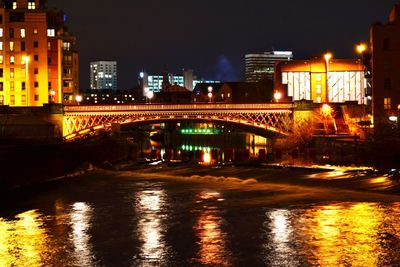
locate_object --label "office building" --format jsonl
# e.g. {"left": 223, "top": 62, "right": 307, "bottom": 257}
{"left": 0, "top": 0, "right": 79, "bottom": 106}
{"left": 90, "top": 61, "right": 117, "bottom": 90}
{"left": 370, "top": 4, "right": 400, "bottom": 126}
{"left": 275, "top": 57, "right": 366, "bottom": 104}
{"left": 245, "top": 51, "right": 293, "bottom": 82}
{"left": 138, "top": 69, "right": 219, "bottom": 95}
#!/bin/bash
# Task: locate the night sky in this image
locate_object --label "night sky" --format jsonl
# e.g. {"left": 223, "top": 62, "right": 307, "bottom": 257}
{"left": 49, "top": 0, "right": 398, "bottom": 90}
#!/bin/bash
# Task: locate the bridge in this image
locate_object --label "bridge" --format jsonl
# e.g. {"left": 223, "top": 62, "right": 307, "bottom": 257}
{"left": 63, "top": 103, "right": 294, "bottom": 140}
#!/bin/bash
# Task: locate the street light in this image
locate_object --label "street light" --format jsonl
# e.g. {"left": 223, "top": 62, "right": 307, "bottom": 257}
{"left": 356, "top": 43, "right": 367, "bottom": 54}
{"left": 75, "top": 95, "right": 82, "bottom": 105}
{"left": 273, "top": 91, "right": 282, "bottom": 102}
{"left": 147, "top": 90, "right": 154, "bottom": 104}
{"left": 49, "top": 90, "right": 56, "bottom": 103}
{"left": 207, "top": 86, "right": 213, "bottom": 103}
{"left": 23, "top": 56, "right": 29, "bottom": 106}
{"left": 324, "top": 52, "right": 332, "bottom": 103}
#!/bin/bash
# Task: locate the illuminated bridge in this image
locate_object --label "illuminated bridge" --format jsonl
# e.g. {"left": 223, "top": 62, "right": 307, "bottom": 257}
{"left": 63, "top": 103, "right": 294, "bottom": 140}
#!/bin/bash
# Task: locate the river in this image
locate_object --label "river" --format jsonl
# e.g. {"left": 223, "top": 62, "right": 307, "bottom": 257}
{"left": 1, "top": 164, "right": 400, "bottom": 266}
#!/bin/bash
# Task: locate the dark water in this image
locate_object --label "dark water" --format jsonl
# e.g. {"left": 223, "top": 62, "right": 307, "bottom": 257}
{"left": 1, "top": 167, "right": 400, "bottom": 266}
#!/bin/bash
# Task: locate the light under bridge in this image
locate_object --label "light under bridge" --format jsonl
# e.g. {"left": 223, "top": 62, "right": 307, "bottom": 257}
{"left": 63, "top": 103, "right": 294, "bottom": 140}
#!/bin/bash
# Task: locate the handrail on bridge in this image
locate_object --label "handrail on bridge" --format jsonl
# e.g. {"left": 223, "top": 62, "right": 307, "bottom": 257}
{"left": 64, "top": 102, "right": 294, "bottom": 113}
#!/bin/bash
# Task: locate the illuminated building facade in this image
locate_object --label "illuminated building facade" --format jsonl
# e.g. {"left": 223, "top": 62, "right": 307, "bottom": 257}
{"left": 90, "top": 61, "right": 117, "bottom": 90}
{"left": 138, "top": 69, "right": 219, "bottom": 95}
{"left": 245, "top": 51, "right": 293, "bottom": 82}
{"left": 276, "top": 58, "right": 366, "bottom": 104}
{"left": 370, "top": 4, "right": 400, "bottom": 125}
{"left": 0, "top": 0, "right": 78, "bottom": 106}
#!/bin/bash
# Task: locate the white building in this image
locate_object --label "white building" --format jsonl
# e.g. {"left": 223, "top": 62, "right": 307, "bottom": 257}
{"left": 90, "top": 61, "right": 117, "bottom": 90}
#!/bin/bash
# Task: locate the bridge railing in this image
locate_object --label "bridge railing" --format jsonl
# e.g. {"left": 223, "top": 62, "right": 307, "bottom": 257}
{"left": 64, "top": 103, "right": 294, "bottom": 113}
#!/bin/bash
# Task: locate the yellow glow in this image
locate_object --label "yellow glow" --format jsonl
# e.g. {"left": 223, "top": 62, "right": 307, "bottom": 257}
{"left": 0, "top": 210, "right": 50, "bottom": 266}
{"left": 301, "top": 203, "right": 400, "bottom": 266}
{"left": 324, "top": 52, "right": 332, "bottom": 62}
{"left": 22, "top": 55, "right": 29, "bottom": 64}
{"left": 320, "top": 104, "right": 333, "bottom": 117}
{"left": 203, "top": 152, "right": 211, "bottom": 163}
{"left": 274, "top": 91, "right": 282, "bottom": 101}
{"left": 356, "top": 43, "right": 367, "bottom": 54}
{"left": 194, "top": 193, "right": 231, "bottom": 266}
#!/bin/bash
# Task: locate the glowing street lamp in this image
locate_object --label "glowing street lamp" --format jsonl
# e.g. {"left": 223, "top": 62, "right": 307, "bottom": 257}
{"left": 356, "top": 43, "right": 367, "bottom": 54}
{"left": 324, "top": 52, "right": 332, "bottom": 103}
{"left": 75, "top": 94, "right": 82, "bottom": 105}
{"left": 273, "top": 91, "right": 282, "bottom": 102}
{"left": 49, "top": 90, "right": 56, "bottom": 103}
{"left": 147, "top": 90, "right": 154, "bottom": 104}
{"left": 207, "top": 86, "right": 213, "bottom": 103}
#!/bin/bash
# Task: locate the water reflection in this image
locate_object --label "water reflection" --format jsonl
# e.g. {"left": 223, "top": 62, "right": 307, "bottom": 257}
{"left": 265, "top": 209, "right": 298, "bottom": 266}
{"left": 0, "top": 210, "right": 49, "bottom": 266}
{"left": 135, "top": 188, "right": 168, "bottom": 264}
{"left": 194, "top": 191, "right": 231, "bottom": 266}
{"left": 291, "top": 203, "right": 400, "bottom": 266}
{"left": 69, "top": 202, "right": 95, "bottom": 266}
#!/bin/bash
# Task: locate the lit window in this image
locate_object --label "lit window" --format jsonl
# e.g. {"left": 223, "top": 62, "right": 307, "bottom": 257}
{"left": 0, "top": 28, "right": 3, "bottom": 37}
{"left": 0, "top": 42, "right": 3, "bottom": 51}
{"left": 21, "top": 95, "right": 26, "bottom": 105}
{"left": 47, "top": 29, "right": 55, "bottom": 37}
{"left": 62, "top": 42, "right": 71, "bottom": 51}
{"left": 47, "top": 41, "right": 51, "bottom": 50}
{"left": 10, "top": 95, "right": 15, "bottom": 105}
{"left": 10, "top": 68, "right": 14, "bottom": 78}
{"left": 9, "top": 41, "right": 14, "bottom": 51}
{"left": 20, "top": 28, "right": 25, "bottom": 38}
{"left": 316, "top": 74, "right": 322, "bottom": 81}
{"left": 0, "top": 55, "right": 3, "bottom": 64}
{"left": 28, "top": 1, "right": 36, "bottom": 9}
{"left": 12, "top": 2, "right": 17, "bottom": 9}
{"left": 10, "top": 81, "right": 14, "bottom": 91}
{"left": 316, "top": 84, "right": 322, "bottom": 94}
{"left": 317, "top": 96, "right": 322, "bottom": 103}
{"left": 10, "top": 56, "right": 14, "bottom": 64}
{"left": 33, "top": 28, "right": 38, "bottom": 35}
{"left": 384, "top": 98, "right": 391, "bottom": 110}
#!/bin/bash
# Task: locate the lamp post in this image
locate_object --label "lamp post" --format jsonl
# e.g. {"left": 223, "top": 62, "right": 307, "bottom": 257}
{"left": 23, "top": 56, "right": 29, "bottom": 106}
{"left": 207, "top": 86, "right": 213, "bottom": 103}
{"left": 75, "top": 94, "right": 82, "bottom": 105}
{"left": 324, "top": 52, "right": 332, "bottom": 103}
{"left": 273, "top": 91, "right": 282, "bottom": 102}
{"left": 356, "top": 43, "right": 368, "bottom": 105}
{"left": 147, "top": 90, "right": 154, "bottom": 104}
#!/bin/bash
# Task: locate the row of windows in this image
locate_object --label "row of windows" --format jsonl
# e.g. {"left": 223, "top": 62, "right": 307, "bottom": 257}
{"left": 1, "top": 94, "right": 40, "bottom": 106}
{"left": 11, "top": 1, "right": 36, "bottom": 10}
{"left": 0, "top": 28, "right": 56, "bottom": 38}
{"left": 0, "top": 81, "right": 41, "bottom": 91}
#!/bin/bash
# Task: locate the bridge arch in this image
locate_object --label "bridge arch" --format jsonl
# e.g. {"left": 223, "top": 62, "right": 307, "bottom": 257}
{"left": 63, "top": 103, "right": 293, "bottom": 140}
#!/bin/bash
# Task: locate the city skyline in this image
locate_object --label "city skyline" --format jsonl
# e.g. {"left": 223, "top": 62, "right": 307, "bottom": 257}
{"left": 50, "top": 0, "right": 398, "bottom": 90}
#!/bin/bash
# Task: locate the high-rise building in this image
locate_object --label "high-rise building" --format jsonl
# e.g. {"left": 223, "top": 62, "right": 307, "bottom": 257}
{"left": 0, "top": 0, "right": 79, "bottom": 106}
{"left": 90, "top": 61, "right": 117, "bottom": 90}
{"left": 370, "top": 4, "right": 400, "bottom": 127}
{"left": 245, "top": 51, "right": 293, "bottom": 82}
{"left": 276, "top": 58, "right": 366, "bottom": 104}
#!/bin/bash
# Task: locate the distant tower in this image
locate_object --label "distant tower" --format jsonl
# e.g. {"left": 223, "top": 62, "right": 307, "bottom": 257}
{"left": 90, "top": 61, "right": 117, "bottom": 90}
{"left": 245, "top": 51, "right": 293, "bottom": 82}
